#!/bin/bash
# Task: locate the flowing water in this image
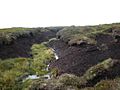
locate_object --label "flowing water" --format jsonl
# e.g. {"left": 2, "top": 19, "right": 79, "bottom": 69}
{"left": 23, "top": 48, "right": 59, "bottom": 82}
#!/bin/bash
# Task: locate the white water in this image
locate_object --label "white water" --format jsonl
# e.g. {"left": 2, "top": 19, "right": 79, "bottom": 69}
{"left": 46, "top": 64, "right": 50, "bottom": 71}
{"left": 23, "top": 74, "right": 51, "bottom": 82}
{"left": 23, "top": 48, "right": 59, "bottom": 81}
{"left": 51, "top": 48, "right": 59, "bottom": 60}
{"left": 22, "top": 75, "right": 39, "bottom": 82}
{"left": 54, "top": 53, "right": 59, "bottom": 60}
{"left": 25, "top": 75, "right": 39, "bottom": 80}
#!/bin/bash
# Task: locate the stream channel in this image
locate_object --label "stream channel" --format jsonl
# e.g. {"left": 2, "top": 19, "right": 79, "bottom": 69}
{"left": 23, "top": 48, "right": 59, "bottom": 82}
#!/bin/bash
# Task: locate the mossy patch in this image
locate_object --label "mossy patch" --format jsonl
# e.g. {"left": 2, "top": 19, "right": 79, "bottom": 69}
{"left": 0, "top": 43, "right": 55, "bottom": 89}
{"left": 77, "top": 58, "right": 120, "bottom": 87}
{"left": 31, "top": 44, "right": 54, "bottom": 75}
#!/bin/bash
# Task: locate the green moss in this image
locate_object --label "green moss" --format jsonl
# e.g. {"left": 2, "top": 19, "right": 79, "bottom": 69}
{"left": 31, "top": 44, "right": 54, "bottom": 75}
{"left": 22, "top": 79, "right": 33, "bottom": 90}
{"left": 83, "top": 58, "right": 114, "bottom": 80}
{"left": 0, "top": 58, "right": 31, "bottom": 90}
{"left": 0, "top": 43, "right": 55, "bottom": 89}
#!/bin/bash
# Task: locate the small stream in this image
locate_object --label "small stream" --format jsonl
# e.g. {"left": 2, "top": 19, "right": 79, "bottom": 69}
{"left": 23, "top": 48, "right": 59, "bottom": 82}
{"left": 51, "top": 48, "right": 59, "bottom": 60}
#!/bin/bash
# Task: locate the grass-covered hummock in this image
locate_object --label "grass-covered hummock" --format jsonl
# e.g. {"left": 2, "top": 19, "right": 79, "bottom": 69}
{"left": 0, "top": 43, "right": 54, "bottom": 90}
{"left": 31, "top": 43, "right": 54, "bottom": 75}
{"left": 0, "top": 58, "right": 31, "bottom": 90}
{"left": 0, "top": 27, "right": 34, "bottom": 45}
{"left": 57, "top": 23, "right": 120, "bottom": 46}
{"left": 0, "top": 27, "right": 50, "bottom": 45}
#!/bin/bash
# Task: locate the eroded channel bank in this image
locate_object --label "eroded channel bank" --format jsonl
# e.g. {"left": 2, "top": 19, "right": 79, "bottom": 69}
{"left": 0, "top": 27, "right": 62, "bottom": 60}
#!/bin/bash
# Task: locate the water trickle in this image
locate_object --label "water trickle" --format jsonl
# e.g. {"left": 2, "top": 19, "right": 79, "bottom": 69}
{"left": 51, "top": 48, "right": 59, "bottom": 60}
{"left": 23, "top": 48, "right": 59, "bottom": 82}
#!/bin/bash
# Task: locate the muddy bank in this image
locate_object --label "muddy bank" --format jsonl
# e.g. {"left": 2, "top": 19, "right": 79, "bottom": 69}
{"left": 0, "top": 30, "right": 57, "bottom": 59}
{"left": 49, "top": 38, "right": 120, "bottom": 76}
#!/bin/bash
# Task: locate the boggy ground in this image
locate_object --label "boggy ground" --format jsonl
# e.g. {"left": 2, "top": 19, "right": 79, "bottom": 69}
{"left": 1, "top": 24, "right": 120, "bottom": 90}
